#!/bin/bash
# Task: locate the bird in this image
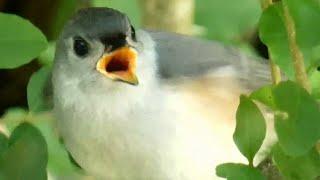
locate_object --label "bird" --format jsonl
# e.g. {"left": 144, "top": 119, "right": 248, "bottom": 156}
{"left": 52, "top": 7, "right": 275, "bottom": 180}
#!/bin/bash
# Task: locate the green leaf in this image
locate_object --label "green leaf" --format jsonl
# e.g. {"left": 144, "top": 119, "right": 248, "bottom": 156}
{"left": 195, "top": 0, "right": 261, "bottom": 44}
{"left": 233, "top": 95, "right": 267, "bottom": 164}
{"left": 1, "top": 108, "right": 81, "bottom": 177}
{"left": 27, "top": 66, "right": 52, "bottom": 113}
{"left": 284, "top": 0, "right": 320, "bottom": 55}
{"left": 49, "top": 0, "right": 78, "bottom": 39}
{"left": 309, "top": 66, "right": 320, "bottom": 99}
{"left": 0, "top": 123, "right": 48, "bottom": 180}
{"left": 216, "top": 163, "right": 266, "bottom": 180}
{"left": 250, "top": 85, "right": 276, "bottom": 109}
{"left": 33, "top": 115, "right": 77, "bottom": 175}
{"left": 309, "top": 45, "right": 320, "bottom": 99}
{"left": 272, "top": 143, "right": 320, "bottom": 180}
{"left": 259, "top": 0, "right": 320, "bottom": 79}
{"left": 0, "top": 13, "right": 48, "bottom": 69}
{"left": 273, "top": 81, "right": 320, "bottom": 156}
{"left": 38, "top": 41, "right": 56, "bottom": 65}
{"left": 92, "top": 0, "right": 141, "bottom": 27}
{"left": 259, "top": 3, "right": 293, "bottom": 78}
{"left": 0, "top": 133, "right": 8, "bottom": 155}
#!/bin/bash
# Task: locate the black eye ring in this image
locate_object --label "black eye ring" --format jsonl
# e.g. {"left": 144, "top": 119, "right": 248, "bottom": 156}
{"left": 73, "top": 36, "right": 89, "bottom": 57}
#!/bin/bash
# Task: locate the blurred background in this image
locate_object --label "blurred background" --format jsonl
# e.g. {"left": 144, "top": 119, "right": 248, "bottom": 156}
{"left": 0, "top": 0, "right": 267, "bottom": 116}
{"left": 1, "top": 1, "right": 320, "bottom": 179}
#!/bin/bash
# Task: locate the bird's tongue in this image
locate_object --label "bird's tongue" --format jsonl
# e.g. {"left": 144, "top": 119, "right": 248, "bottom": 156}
{"left": 96, "top": 47, "right": 138, "bottom": 85}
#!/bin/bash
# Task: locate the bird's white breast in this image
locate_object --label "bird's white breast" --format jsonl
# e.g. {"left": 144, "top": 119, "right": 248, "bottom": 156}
{"left": 52, "top": 30, "right": 276, "bottom": 180}
{"left": 53, "top": 72, "right": 179, "bottom": 179}
{"left": 53, "top": 72, "right": 276, "bottom": 180}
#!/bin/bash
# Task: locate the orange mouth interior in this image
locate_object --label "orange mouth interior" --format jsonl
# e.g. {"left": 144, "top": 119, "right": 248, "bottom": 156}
{"left": 96, "top": 47, "right": 138, "bottom": 85}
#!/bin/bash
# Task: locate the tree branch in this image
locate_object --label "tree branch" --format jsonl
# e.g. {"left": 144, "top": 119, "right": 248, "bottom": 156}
{"left": 282, "top": 1, "right": 311, "bottom": 92}
{"left": 138, "top": 0, "right": 194, "bottom": 35}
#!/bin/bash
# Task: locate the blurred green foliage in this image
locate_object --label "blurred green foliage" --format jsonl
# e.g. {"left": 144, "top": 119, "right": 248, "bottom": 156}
{"left": 216, "top": 163, "right": 266, "bottom": 180}
{"left": 50, "top": 0, "right": 78, "bottom": 39}
{"left": 273, "top": 143, "right": 320, "bottom": 180}
{"left": 94, "top": 0, "right": 261, "bottom": 44}
{"left": 93, "top": 0, "right": 142, "bottom": 27}
{"left": 250, "top": 85, "right": 276, "bottom": 109}
{"left": 216, "top": 0, "right": 320, "bottom": 179}
{"left": 1, "top": 109, "right": 87, "bottom": 179}
{"left": 219, "top": 81, "right": 320, "bottom": 179}
{"left": 259, "top": 0, "right": 320, "bottom": 96}
{"left": 0, "top": 13, "right": 48, "bottom": 69}
{"left": 195, "top": 0, "right": 261, "bottom": 43}
{"left": 273, "top": 81, "right": 320, "bottom": 156}
{"left": 38, "top": 42, "right": 56, "bottom": 65}
{"left": 27, "top": 66, "right": 52, "bottom": 113}
{"left": 0, "top": 0, "right": 319, "bottom": 179}
{"left": 0, "top": 123, "right": 48, "bottom": 180}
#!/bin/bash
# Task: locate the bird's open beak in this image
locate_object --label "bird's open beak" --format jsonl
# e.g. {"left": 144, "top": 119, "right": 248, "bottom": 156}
{"left": 96, "top": 47, "right": 138, "bottom": 85}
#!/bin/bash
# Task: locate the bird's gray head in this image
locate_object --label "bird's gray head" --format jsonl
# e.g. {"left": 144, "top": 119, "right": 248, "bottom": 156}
{"left": 53, "top": 8, "right": 157, "bottom": 93}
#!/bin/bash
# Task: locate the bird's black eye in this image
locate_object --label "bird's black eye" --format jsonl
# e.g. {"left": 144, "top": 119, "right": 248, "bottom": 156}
{"left": 73, "top": 36, "right": 89, "bottom": 57}
{"left": 130, "top": 25, "right": 137, "bottom": 41}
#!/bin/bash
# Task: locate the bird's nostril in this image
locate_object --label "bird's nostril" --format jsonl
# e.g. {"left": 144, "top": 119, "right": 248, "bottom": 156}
{"left": 106, "top": 57, "right": 129, "bottom": 72}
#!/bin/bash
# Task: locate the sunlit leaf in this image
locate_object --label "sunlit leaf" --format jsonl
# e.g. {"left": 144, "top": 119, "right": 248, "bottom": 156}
{"left": 273, "top": 81, "right": 320, "bottom": 156}
{"left": 216, "top": 163, "right": 266, "bottom": 180}
{"left": 0, "top": 13, "right": 48, "bottom": 69}
{"left": 233, "top": 95, "right": 266, "bottom": 164}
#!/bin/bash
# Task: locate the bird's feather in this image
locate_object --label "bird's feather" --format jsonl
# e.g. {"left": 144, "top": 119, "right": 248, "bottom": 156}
{"left": 149, "top": 31, "right": 271, "bottom": 90}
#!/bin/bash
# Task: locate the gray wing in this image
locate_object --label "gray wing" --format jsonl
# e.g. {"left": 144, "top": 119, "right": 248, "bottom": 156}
{"left": 148, "top": 31, "right": 271, "bottom": 89}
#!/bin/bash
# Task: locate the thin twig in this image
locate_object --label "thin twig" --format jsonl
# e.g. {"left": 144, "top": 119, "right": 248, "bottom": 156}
{"left": 282, "top": 1, "right": 311, "bottom": 92}
{"left": 260, "top": 0, "right": 282, "bottom": 85}
{"left": 269, "top": 61, "right": 282, "bottom": 84}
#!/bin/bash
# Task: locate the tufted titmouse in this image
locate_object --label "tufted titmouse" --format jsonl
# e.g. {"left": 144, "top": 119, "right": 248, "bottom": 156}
{"left": 52, "top": 7, "right": 273, "bottom": 179}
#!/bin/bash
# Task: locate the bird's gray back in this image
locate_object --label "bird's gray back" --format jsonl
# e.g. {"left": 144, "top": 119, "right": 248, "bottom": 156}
{"left": 148, "top": 31, "right": 271, "bottom": 89}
